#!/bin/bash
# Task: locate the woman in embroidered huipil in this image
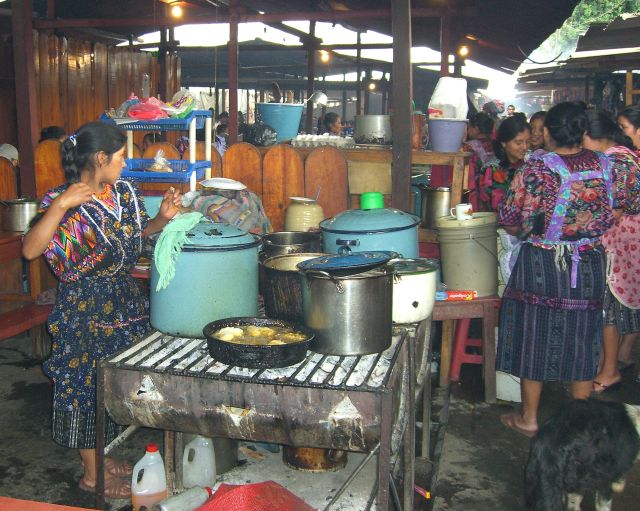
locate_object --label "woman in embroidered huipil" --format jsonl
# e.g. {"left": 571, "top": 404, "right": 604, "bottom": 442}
{"left": 582, "top": 110, "right": 640, "bottom": 392}
{"left": 480, "top": 115, "right": 531, "bottom": 212}
{"left": 495, "top": 102, "right": 635, "bottom": 438}
{"left": 22, "top": 121, "right": 182, "bottom": 498}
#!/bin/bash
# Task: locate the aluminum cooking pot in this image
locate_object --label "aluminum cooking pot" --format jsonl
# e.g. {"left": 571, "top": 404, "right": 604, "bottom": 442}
{"left": 1, "top": 198, "right": 39, "bottom": 232}
{"left": 353, "top": 115, "right": 392, "bottom": 145}
{"left": 151, "top": 220, "right": 261, "bottom": 338}
{"left": 299, "top": 266, "right": 393, "bottom": 356}
{"left": 320, "top": 207, "right": 420, "bottom": 258}
{"left": 260, "top": 231, "right": 322, "bottom": 260}
{"left": 418, "top": 186, "right": 450, "bottom": 230}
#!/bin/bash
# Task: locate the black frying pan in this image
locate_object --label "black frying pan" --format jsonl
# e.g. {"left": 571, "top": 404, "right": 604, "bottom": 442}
{"left": 203, "top": 317, "right": 314, "bottom": 369}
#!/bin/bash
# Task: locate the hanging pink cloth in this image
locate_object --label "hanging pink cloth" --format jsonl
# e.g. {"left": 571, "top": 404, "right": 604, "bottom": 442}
{"left": 602, "top": 213, "right": 640, "bottom": 309}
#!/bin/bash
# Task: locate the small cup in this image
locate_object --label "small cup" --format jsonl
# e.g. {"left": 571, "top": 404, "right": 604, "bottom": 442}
{"left": 450, "top": 203, "right": 473, "bottom": 220}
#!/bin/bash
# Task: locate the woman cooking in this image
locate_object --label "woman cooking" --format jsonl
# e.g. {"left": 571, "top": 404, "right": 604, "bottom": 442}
{"left": 496, "top": 102, "right": 634, "bottom": 438}
{"left": 481, "top": 115, "right": 531, "bottom": 211}
{"left": 22, "top": 121, "right": 182, "bottom": 498}
{"left": 582, "top": 110, "right": 640, "bottom": 392}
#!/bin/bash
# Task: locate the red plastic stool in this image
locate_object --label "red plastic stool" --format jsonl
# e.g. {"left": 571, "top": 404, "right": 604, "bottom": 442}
{"left": 449, "top": 318, "right": 483, "bottom": 382}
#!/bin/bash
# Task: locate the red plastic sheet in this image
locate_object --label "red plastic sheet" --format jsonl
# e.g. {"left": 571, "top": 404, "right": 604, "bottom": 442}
{"left": 196, "top": 481, "right": 316, "bottom": 511}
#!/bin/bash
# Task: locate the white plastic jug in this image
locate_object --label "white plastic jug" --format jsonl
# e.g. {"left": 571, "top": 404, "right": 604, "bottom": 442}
{"left": 182, "top": 435, "right": 217, "bottom": 488}
{"left": 131, "top": 442, "right": 168, "bottom": 511}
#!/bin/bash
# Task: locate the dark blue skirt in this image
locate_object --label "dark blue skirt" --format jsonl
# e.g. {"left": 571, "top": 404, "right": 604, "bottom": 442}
{"left": 496, "top": 243, "right": 606, "bottom": 381}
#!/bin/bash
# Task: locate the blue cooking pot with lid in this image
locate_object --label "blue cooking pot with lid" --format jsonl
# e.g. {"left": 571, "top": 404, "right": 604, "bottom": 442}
{"left": 151, "top": 220, "right": 261, "bottom": 337}
{"left": 319, "top": 204, "right": 420, "bottom": 258}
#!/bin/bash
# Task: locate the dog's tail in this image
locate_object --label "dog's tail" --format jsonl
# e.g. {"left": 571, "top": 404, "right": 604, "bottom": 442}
{"left": 525, "top": 437, "right": 565, "bottom": 511}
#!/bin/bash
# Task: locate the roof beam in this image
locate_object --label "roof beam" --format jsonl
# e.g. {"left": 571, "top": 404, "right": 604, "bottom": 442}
{"left": 33, "top": 7, "right": 473, "bottom": 29}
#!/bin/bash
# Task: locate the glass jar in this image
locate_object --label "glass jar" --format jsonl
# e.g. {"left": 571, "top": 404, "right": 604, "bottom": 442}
{"left": 284, "top": 197, "right": 325, "bottom": 231}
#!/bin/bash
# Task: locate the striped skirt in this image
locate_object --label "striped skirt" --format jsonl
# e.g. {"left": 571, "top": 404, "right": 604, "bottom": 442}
{"left": 52, "top": 408, "right": 123, "bottom": 450}
{"left": 496, "top": 243, "right": 606, "bottom": 382}
{"left": 603, "top": 287, "right": 640, "bottom": 335}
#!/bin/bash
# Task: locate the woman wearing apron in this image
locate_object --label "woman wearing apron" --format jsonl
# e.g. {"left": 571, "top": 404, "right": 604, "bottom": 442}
{"left": 582, "top": 110, "right": 640, "bottom": 391}
{"left": 496, "top": 102, "right": 618, "bottom": 437}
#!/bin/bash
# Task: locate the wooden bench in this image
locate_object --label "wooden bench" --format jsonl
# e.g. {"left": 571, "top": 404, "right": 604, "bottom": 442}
{"left": 0, "top": 302, "right": 53, "bottom": 342}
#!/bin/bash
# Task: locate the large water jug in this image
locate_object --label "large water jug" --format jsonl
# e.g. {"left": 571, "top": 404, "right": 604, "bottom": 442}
{"left": 182, "top": 435, "right": 217, "bottom": 488}
{"left": 131, "top": 442, "right": 168, "bottom": 511}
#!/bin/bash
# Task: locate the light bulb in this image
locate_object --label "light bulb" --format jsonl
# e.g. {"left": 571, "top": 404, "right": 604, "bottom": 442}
{"left": 171, "top": 4, "right": 183, "bottom": 17}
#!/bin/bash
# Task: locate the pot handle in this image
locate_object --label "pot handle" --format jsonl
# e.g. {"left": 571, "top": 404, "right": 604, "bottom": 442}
{"left": 301, "top": 269, "right": 345, "bottom": 294}
{"left": 336, "top": 239, "right": 359, "bottom": 255}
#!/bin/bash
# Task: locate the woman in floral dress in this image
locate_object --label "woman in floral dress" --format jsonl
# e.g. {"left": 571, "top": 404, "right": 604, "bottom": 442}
{"left": 495, "top": 102, "right": 637, "bottom": 438}
{"left": 22, "top": 121, "right": 182, "bottom": 498}
{"left": 582, "top": 110, "right": 640, "bottom": 392}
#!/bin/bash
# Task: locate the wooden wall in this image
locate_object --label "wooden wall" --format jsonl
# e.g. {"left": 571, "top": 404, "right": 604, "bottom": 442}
{"left": 0, "top": 31, "right": 180, "bottom": 146}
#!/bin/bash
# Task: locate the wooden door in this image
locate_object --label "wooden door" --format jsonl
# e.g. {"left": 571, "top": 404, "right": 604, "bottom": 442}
{"left": 304, "top": 146, "right": 349, "bottom": 219}
{"left": 262, "top": 144, "right": 305, "bottom": 231}
{"left": 34, "top": 139, "right": 65, "bottom": 199}
{"left": 222, "top": 142, "right": 263, "bottom": 196}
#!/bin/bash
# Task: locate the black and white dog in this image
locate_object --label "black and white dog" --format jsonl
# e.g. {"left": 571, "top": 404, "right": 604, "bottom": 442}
{"left": 525, "top": 398, "right": 640, "bottom": 511}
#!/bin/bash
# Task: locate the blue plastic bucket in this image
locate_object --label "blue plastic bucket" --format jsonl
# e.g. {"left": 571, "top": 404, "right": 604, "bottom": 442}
{"left": 256, "top": 103, "right": 304, "bottom": 142}
{"left": 427, "top": 118, "right": 467, "bottom": 152}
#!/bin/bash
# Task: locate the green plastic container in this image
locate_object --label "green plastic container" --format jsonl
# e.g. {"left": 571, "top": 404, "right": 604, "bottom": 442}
{"left": 360, "top": 192, "right": 384, "bottom": 210}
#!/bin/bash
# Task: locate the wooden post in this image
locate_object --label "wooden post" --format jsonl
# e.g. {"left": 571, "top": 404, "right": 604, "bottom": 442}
{"left": 12, "top": 0, "right": 39, "bottom": 198}
{"left": 305, "top": 21, "right": 317, "bottom": 134}
{"left": 440, "top": 11, "right": 451, "bottom": 77}
{"left": 356, "top": 31, "right": 363, "bottom": 115}
{"left": 228, "top": 0, "right": 239, "bottom": 143}
{"left": 391, "top": 0, "right": 412, "bottom": 211}
{"left": 364, "top": 69, "right": 371, "bottom": 114}
{"left": 159, "top": 29, "right": 168, "bottom": 103}
{"left": 626, "top": 70, "right": 633, "bottom": 106}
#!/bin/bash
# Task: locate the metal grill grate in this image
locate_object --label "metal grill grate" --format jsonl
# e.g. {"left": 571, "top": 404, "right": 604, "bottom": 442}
{"left": 109, "top": 330, "right": 405, "bottom": 391}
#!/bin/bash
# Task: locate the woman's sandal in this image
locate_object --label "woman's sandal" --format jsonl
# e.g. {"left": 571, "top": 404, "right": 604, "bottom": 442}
{"left": 79, "top": 476, "right": 131, "bottom": 499}
{"left": 104, "top": 457, "right": 133, "bottom": 477}
{"left": 593, "top": 379, "right": 622, "bottom": 394}
{"left": 500, "top": 413, "right": 538, "bottom": 438}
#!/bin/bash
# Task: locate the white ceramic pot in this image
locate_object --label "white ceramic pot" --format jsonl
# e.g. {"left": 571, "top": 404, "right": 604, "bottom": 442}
{"left": 389, "top": 258, "right": 438, "bottom": 324}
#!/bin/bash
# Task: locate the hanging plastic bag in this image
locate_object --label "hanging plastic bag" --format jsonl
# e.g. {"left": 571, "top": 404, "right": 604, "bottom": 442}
{"left": 147, "top": 150, "right": 173, "bottom": 172}
{"left": 428, "top": 77, "right": 468, "bottom": 119}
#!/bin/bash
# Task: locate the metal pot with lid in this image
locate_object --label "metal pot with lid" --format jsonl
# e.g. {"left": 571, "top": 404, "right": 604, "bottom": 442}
{"left": 1, "top": 198, "right": 39, "bottom": 232}
{"left": 151, "top": 220, "right": 261, "bottom": 338}
{"left": 298, "top": 252, "right": 394, "bottom": 355}
{"left": 320, "top": 193, "right": 420, "bottom": 258}
{"left": 388, "top": 258, "right": 439, "bottom": 324}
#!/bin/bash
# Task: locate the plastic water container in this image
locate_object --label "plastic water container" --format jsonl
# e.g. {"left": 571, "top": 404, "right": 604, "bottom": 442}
{"left": 182, "top": 435, "right": 216, "bottom": 488}
{"left": 131, "top": 443, "right": 168, "bottom": 511}
{"left": 427, "top": 118, "right": 467, "bottom": 152}
{"left": 256, "top": 103, "right": 304, "bottom": 142}
{"left": 435, "top": 212, "right": 498, "bottom": 297}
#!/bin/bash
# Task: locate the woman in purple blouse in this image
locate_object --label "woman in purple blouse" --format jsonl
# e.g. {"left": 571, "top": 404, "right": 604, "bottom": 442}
{"left": 496, "top": 102, "right": 637, "bottom": 438}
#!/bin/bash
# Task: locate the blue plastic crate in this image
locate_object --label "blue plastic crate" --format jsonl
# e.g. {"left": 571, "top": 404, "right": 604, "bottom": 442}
{"left": 121, "top": 159, "right": 209, "bottom": 182}
{"left": 100, "top": 110, "right": 211, "bottom": 131}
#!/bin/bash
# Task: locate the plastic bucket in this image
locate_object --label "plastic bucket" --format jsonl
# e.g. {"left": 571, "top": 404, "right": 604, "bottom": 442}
{"left": 427, "top": 118, "right": 467, "bottom": 152}
{"left": 256, "top": 103, "right": 304, "bottom": 142}
{"left": 435, "top": 212, "right": 498, "bottom": 297}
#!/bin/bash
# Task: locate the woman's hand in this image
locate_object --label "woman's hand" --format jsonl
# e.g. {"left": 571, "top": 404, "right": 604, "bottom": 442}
{"left": 54, "top": 182, "right": 94, "bottom": 211}
{"left": 158, "top": 187, "right": 183, "bottom": 221}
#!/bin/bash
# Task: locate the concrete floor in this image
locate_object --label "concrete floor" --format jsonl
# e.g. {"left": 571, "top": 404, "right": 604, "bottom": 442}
{"left": 2, "top": 332, "right": 640, "bottom": 510}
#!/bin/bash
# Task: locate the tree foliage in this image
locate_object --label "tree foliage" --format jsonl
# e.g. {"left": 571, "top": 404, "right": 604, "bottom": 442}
{"left": 527, "top": 0, "right": 640, "bottom": 64}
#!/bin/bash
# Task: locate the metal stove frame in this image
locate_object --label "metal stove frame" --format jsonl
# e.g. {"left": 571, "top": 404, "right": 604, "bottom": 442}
{"left": 96, "top": 321, "right": 432, "bottom": 510}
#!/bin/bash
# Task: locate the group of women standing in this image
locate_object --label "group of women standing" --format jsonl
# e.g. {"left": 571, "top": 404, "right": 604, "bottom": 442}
{"left": 488, "top": 102, "right": 640, "bottom": 437}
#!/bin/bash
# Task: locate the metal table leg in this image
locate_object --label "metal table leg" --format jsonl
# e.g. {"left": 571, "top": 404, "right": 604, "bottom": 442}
{"left": 377, "top": 391, "right": 393, "bottom": 509}
{"left": 403, "top": 325, "right": 416, "bottom": 511}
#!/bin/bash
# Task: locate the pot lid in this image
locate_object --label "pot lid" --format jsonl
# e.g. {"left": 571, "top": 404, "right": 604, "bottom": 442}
{"left": 320, "top": 208, "right": 420, "bottom": 234}
{"left": 297, "top": 251, "right": 393, "bottom": 273}
{"left": 435, "top": 212, "right": 497, "bottom": 229}
{"left": 183, "top": 220, "right": 260, "bottom": 250}
{"left": 389, "top": 258, "right": 439, "bottom": 275}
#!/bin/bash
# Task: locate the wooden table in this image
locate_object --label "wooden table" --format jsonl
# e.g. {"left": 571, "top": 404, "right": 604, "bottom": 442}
{"left": 0, "top": 497, "right": 94, "bottom": 511}
{"left": 432, "top": 296, "right": 501, "bottom": 403}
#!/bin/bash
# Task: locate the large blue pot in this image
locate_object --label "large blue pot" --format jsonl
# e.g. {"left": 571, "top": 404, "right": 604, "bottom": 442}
{"left": 151, "top": 220, "right": 261, "bottom": 338}
{"left": 320, "top": 207, "right": 420, "bottom": 258}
